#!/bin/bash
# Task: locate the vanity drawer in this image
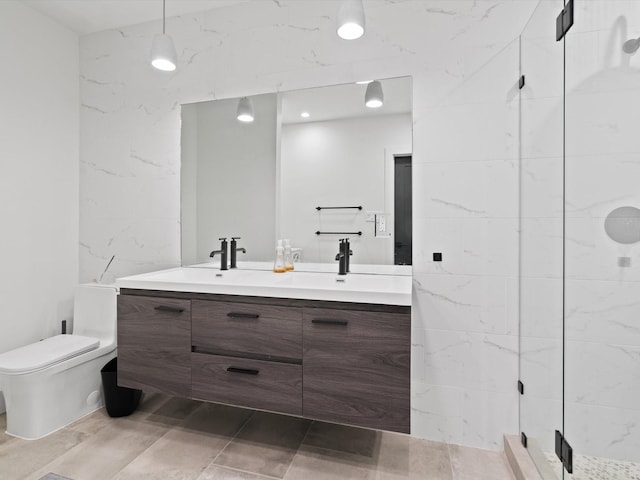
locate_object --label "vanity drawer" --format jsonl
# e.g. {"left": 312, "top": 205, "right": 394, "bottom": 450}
{"left": 192, "top": 300, "right": 302, "bottom": 359}
{"left": 191, "top": 353, "right": 302, "bottom": 416}
{"left": 302, "top": 307, "right": 410, "bottom": 433}
{"left": 117, "top": 295, "right": 192, "bottom": 397}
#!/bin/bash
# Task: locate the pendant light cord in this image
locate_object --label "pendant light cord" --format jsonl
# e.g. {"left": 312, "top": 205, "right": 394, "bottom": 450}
{"left": 162, "top": 0, "right": 166, "bottom": 34}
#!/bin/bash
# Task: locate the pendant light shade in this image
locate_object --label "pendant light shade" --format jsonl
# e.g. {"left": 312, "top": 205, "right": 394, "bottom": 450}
{"left": 150, "top": 0, "right": 177, "bottom": 71}
{"left": 151, "top": 34, "right": 177, "bottom": 71}
{"left": 365, "top": 80, "right": 383, "bottom": 108}
{"left": 337, "top": 0, "right": 365, "bottom": 40}
{"left": 237, "top": 97, "right": 255, "bottom": 123}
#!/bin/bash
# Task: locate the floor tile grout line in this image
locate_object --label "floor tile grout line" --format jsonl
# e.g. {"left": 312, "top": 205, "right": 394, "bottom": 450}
{"left": 281, "top": 420, "right": 314, "bottom": 480}
{"left": 210, "top": 463, "right": 284, "bottom": 480}
{"left": 137, "top": 394, "right": 173, "bottom": 420}
{"left": 61, "top": 400, "right": 192, "bottom": 480}
{"left": 286, "top": 441, "right": 377, "bottom": 461}
{"left": 208, "top": 409, "right": 256, "bottom": 468}
{"left": 75, "top": 402, "right": 250, "bottom": 480}
{"left": 111, "top": 398, "right": 211, "bottom": 478}
{"left": 97, "top": 416, "right": 176, "bottom": 479}
{"left": 30, "top": 421, "right": 122, "bottom": 480}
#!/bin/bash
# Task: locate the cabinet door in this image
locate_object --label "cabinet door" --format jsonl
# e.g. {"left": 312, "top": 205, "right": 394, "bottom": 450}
{"left": 303, "top": 307, "right": 410, "bottom": 433}
{"left": 117, "top": 295, "right": 191, "bottom": 397}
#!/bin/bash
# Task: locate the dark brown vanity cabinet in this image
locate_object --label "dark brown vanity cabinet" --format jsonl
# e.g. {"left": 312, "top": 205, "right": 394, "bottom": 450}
{"left": 117, "top": 290, "right": 410, "bottom": 433}
{"left": 302, "top": 307, "right": 411, "bottom": 433}
{"left": 191, "top": 299, "right": 303, "bottom": 415}
{"left": 117, "top": 295, "right": 192, "bottom": 397}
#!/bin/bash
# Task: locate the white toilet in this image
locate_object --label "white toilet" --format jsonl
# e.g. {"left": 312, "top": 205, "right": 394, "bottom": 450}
{"left": 0, "top": 283, "right": 117, "bottom": 439}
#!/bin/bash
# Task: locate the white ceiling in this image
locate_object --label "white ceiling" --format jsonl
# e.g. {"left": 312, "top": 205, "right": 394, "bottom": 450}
{"left": 23, "top": 0, "right": 248, "bottom": 35}
{"left": 23, "top": 0, "right": 411, "bottom": 122}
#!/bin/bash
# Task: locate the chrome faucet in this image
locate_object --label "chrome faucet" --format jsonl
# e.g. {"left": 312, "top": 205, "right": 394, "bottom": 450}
{"left": 230, "top": 237, "right": 246, "bottom": 269}
{"left": 210, "top": 237, "right": 228, "bottom": 270}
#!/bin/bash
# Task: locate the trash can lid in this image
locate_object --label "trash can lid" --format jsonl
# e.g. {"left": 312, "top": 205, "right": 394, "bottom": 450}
{"left": 0, "top": 334, "right": 99, "bottom": 375}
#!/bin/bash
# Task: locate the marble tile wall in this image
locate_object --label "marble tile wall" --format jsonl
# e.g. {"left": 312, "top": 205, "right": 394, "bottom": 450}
{"left": 411, "top": 36, "right": 522, "bottom": 450}
{"left": 79, "top": 0, "right": 538, "bottom": 450}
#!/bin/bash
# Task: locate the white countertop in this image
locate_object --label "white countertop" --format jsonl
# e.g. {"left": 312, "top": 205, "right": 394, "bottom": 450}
{"left": 116, "top": 266, "right": 412, "bottom": 306}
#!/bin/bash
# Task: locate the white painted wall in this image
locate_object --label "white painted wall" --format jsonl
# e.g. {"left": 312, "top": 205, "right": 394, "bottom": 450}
{"left": 78, "top": 0, "right": 537, "bottom": 449}
{"left": 280, "top": 113, "right": 411, "bottom": 265}
{"left": 0, "top": 1, "right": 79, "bottom": 412}
{"left": 181, "top": 94, "right": 277, "bottom": 266}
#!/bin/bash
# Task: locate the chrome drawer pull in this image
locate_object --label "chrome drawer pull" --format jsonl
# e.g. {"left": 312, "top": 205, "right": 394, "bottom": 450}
{"left": 227, "top": 312, "right": 260, "bottom": 319}
{"left": 312, "top": 319, "right": 348, "bottom": 326}
{"left": 227, "top": 366, "right": 260, "bottom": 375}
{"left": 154, "top": 305, "right": 185, "bottom": 313}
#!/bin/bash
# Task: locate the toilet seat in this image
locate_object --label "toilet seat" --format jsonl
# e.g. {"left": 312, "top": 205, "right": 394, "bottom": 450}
{"left": 0, "top": 334, "right": 100, "bottom": 375}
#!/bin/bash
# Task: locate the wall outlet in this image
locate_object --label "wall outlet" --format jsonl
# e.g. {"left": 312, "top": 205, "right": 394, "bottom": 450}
{"left": 375, "top": 214, "right": 391, "bottom": 237}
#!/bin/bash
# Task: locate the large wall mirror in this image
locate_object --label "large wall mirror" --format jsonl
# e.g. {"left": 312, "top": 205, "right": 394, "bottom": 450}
{"left": 181, "top": 76, "right": 412, "bottom": 270}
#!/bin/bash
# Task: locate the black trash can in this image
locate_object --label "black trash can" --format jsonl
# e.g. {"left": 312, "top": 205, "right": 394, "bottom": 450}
{"left": 100, "top": 357, "right": 142, "bottom": 417}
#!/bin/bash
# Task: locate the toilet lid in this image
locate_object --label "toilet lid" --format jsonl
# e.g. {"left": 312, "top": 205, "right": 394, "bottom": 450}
{"left": 0, "top": 334, "right": 100, "bottom": 374}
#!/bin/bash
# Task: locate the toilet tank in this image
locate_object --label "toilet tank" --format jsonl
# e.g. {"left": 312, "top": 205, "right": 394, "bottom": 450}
{"left": 72, "top": 283, "right": 117, "bottom": 343}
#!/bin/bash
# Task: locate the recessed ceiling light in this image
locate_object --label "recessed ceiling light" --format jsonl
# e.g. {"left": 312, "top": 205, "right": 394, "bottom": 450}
{"left": 300, "top": 112, "right": 310, "bottom": 118}
{"left": 356, "top": 80, "right": 373, "bottom": 85}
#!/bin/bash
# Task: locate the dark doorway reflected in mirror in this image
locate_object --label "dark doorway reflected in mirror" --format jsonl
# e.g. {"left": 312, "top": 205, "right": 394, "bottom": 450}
{"left": 394, "top": 155, "right": 412, "bottom": 265}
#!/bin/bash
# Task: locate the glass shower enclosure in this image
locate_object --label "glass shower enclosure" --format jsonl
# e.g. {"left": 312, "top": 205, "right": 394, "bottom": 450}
{"left": 519, "top": 1, "right": 640, "bottom": 479}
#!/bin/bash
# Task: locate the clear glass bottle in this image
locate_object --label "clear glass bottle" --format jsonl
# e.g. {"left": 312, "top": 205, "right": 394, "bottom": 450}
{"left": 284, "top": 239, "right": 294, "bottom": 271}
{"left": 273, "top": 240, "right": 286, "bottom": 273}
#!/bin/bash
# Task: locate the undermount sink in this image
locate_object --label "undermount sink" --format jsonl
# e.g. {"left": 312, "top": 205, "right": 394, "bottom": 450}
{"left": 116, "top": 266, "right": 411, "bottom": 306}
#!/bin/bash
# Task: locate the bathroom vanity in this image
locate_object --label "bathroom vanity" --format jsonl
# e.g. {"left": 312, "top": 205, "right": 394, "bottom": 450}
{"left": 116, "top": 267, "right": 411, "bottom": 433}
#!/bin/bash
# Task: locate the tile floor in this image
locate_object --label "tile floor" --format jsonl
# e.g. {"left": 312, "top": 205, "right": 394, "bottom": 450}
{"left": 0, "top": 394, "right": 516, "bottom": 480}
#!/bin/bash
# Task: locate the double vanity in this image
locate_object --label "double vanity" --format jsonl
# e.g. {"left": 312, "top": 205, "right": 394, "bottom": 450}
{"left": 116, "top": 75, "right": 414, "bottom": 434}
{"left": 115, "top": 265, "right": 412, "bottom": 433}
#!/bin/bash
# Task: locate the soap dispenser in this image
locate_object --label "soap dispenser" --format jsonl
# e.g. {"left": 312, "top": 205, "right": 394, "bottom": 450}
{"left": 284, "top": 239, "right": 294, "bottom": 271}
{"left": 273, "top": 240, "right": 286, "bottom": 273}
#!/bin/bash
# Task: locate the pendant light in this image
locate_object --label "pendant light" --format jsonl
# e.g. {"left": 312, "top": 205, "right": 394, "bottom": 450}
{"left": 365, "top": 80, "right": 383, "bottom": 108}
{"left": 237, "top": 97, "right": 255, "bottom": 123}
{"left": 337, "top": 0, "right": 365, "bottom": 40}
{"left": 150, "top": 0, "right": 177, "bottom": 71}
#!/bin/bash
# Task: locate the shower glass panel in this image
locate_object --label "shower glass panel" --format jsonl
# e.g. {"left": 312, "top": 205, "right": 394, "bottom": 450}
{"left": 564, "top": 1, "right": 640, "bottom": 478}
{"left": 518, "top": 1, "right": 565, "bottom": 478}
